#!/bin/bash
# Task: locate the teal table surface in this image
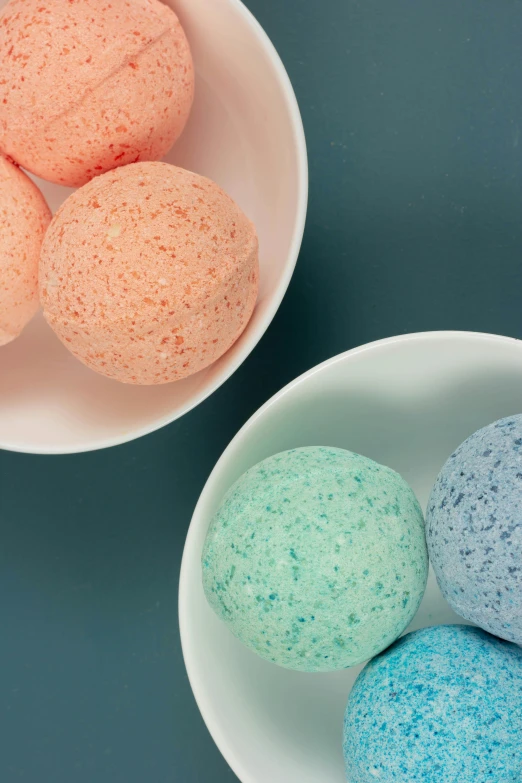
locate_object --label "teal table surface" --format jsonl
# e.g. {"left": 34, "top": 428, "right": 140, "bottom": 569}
{"left": 2, "top": 1, "right": 522, "bottom": 780}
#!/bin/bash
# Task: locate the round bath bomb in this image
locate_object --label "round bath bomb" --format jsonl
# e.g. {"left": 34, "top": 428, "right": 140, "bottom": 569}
{"left": 427, "top": 416, "right": 522, "bottom": 645}
{"left": 40, "top": 162, "right": 258, "bottom": 384}
{"left": 0, "top": 156, "right": 51, "bottom": 345}
{"left": 0, "top": 0, "right": 194, "bottom": 187}
{"left": 202, "top": 446, "right": 428, "bottom": 672}
{"left": 343, "top": 625, "right": 522, "bottom": 782}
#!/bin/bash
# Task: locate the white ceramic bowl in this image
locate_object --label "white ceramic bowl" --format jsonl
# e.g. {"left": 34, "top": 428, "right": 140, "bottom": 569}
{"left": 0, "top": 0, "right": 307, "bottom": 454}
{"left": 180, "top": 331, "right": 522, "bottom": 783}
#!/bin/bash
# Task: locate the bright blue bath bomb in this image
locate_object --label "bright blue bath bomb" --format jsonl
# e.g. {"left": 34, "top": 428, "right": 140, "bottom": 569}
{"left": 202, "top": 446, "right": 428, "bottom": 672}
{"left": 427, "top": 415, "right": 522, "bottom": 645}
{"left": 343, "top": 625, "right": 522, "bottom": 783}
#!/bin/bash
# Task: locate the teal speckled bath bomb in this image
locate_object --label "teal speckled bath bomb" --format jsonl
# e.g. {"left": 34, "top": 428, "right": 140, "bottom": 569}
{"left": 202, "top": 447, "right": 428, "bottom": 672}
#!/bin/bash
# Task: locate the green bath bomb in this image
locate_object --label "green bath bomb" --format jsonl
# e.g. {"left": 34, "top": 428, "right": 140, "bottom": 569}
{"left": 202, "top": 447, "right": 428, "bottom": 672}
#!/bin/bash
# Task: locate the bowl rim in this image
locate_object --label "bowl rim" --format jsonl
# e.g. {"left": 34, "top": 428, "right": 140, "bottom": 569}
{"left": 179, "top": 329, "right": 522, "bottom": 783}
{"left": 1, "top": 0, "right": 308, "bottom": 456}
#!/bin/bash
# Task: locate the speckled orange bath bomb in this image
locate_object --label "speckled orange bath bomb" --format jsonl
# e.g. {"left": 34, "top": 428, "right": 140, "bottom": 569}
{"left": 0, "top": 156, "right": 51, "bottom": 346}
{"left": 40, "top": 162, "right": 259, "bottom": 384}
{"left": 0, "top": 0, "right": 194, "bottom": 187}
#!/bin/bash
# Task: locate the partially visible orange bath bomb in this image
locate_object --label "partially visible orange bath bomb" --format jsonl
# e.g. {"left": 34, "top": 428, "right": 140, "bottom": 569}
{"left": 0, "top": 156, "right": 51, "bottom": 346}
{"left": 40, "top": 162, "right": 259, "bottom": 384}
{"left": 0, "top": 0, "right": 194, "bottom": 187}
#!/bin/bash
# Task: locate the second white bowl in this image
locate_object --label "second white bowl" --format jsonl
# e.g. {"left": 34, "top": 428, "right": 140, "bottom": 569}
{"left": 0, "top": 0, "right": 307, "bottom": 454}
{"left": 180, "top": 331, "right": 522, "bottom": 783}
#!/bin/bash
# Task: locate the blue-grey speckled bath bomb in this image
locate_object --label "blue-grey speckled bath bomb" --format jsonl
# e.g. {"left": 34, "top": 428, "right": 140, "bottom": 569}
{"left": 343, "top": 625, "right": 522, "bottom": 783}
{"left": 427, "top": 416, "right": 522, "bottom": 645}
{"left": 202, "top": 447, "right": 428, "bottom": 672}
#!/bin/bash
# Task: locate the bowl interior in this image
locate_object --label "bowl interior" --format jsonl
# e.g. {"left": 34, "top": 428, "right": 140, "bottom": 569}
{"left": 180, "top": 332, "right": 522, "bottom": 783}
{"left": 0, "top": 0, "right": 306, "bottom": 453}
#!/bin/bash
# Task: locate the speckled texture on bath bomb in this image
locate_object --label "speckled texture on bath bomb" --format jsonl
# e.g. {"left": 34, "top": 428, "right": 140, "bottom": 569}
{"left": 343, "top": 625, "right": 522, "bottom": 782}
{"left": 0, "top": 0, "right": 194, "bottom": 187}
{"left": 0, "top": 155, "right": 51, "bottom": 345}
{"left": 427, "top": 416, "right": 522, "bottom": 645}
{"left": 39, "top": 161, "right": 258, "bottom": 384}
{"left": 202, "top": 447, "right": 428, "bottom": 672}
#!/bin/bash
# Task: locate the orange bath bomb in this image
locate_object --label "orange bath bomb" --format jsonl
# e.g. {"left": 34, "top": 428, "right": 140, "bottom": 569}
{"left": 40, "top": 162, "right": 259, "bottom": 384}
{"left": 0, "top": 0, "right": 194, "bottom": 187}
{"left": 0, "top": 156, "right": 51, "bottom": 346}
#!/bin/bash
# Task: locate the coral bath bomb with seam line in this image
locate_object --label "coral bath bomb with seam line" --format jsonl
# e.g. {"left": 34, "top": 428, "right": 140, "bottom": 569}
{"left": 202, "top": 446, "right": 428, "bottom": 672}
{"left": 39, "top": 161, "right": 259, "bottom": 385}
{"left": 343, "top": 625, "right": 522, "bottom": 783}
{"left": 0, "top": 155, "right": 51, "bottom": 346}
{"left": 426, "top": 415, "right": 522, "bottom": 645}
{"left": 0, "top": 0, "right": 194, "bottom": 187}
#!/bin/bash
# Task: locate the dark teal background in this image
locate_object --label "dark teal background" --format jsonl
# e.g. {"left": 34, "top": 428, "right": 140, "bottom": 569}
{"left": 2, "top": 1, "right": 522, "bottom": 780}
